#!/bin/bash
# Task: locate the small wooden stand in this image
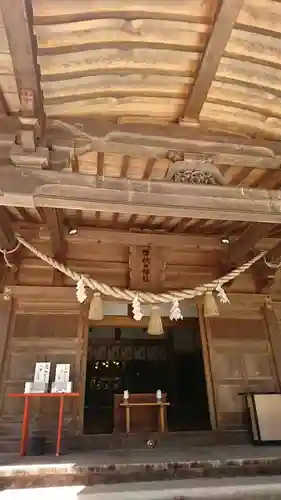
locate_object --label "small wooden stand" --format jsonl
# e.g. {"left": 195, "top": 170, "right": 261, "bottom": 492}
{"left": 8, "top": 392, "right": 79, "bottom": 456}
{"left": 120, "top": 401, "right": 170, "bottom": 434}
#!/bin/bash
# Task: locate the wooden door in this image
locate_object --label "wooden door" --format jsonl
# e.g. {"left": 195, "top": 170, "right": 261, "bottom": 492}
{"left": 206, "top": 317, "right": 278, "bottom": 429}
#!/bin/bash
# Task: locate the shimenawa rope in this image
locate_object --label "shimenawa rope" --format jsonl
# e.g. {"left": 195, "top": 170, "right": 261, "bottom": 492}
{"left": 14, "top": 233, "right": 265, "bottom": 304}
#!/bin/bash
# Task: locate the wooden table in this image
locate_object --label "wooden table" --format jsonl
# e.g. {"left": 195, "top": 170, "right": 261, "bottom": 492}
{"left": 120, "top": 401, "right": 170, "bottom": 434}
{"left": 8, "top": 392, "right": 79, "bottom": 456}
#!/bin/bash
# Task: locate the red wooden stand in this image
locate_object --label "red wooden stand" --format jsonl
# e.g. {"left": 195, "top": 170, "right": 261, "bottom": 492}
{"left": 8, "top": 393, "right": 79, "bottom": 456}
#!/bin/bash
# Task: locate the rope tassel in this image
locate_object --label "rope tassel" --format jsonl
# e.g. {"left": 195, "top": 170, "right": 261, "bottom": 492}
{"left": 204, "top": 292, "right": 219, "bottom": 317}
{"left": 88, "top": 292, "right": 104, "bottom": 321}
{"left": 147, "top": 306, "right": 164, "bottom": 335}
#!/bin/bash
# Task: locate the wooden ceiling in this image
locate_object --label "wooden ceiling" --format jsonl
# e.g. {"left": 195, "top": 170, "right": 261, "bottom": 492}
{"left": 0, "top": 0, "right": 281, "bottom": 261}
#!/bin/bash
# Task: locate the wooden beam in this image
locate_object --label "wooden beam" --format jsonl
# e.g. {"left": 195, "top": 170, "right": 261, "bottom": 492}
{"left": 3, "top": 114, "right": 281, "bottom": 162}
{"left": 228, "top": 223, "right": 274, "bottom": 265}
{"left": 2, "top": 166, "right": 281, "bottom": 224}
{"left": 48, "top": 117, "right": 281, "bottom": 167}
{"left": 57, "top": 228, "right": 224, "bottom": 250}
{"left": 264, "top": 241, "right": 281, "bottom": 263}
{"left": 39, "top": 207, "right": 66, "bottom": 285}
{"left": 40, "top": 208, "right": 66, "bottom": 261}
{"left": 1, "top": 0, "right": 43, "bottom": 116}
{"left": 182, "top": 0, "right": 244, "bottom": 119}
{"left": 0, "top": 207, "right": 16, "bottom": 250}
{"left": 7, "top": 223, "right": 253, "bottom": 251}
{"left": 252, "top": 239, "right": 281, "bottom": 292}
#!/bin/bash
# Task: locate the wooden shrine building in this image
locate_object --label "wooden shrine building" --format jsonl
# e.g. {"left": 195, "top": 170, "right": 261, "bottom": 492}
{"left": 1, "top": 0, "right": 281, "bottom": 447}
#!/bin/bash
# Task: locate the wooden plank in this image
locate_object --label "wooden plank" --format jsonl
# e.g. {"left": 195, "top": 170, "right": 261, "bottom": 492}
{"left": 182, "top": 0, "right": 244, "bottom": 119}
{"left": 2, "top": 166, "right": 281, "bottom": 223}
{"left": 228, "top": 223, "right": 274, "bottom": 265}
{"left": 0, "top": 0, "right": 43, "bottom": 116}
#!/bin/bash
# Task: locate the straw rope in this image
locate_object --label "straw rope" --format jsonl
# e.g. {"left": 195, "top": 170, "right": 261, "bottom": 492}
{"left": 14, "top": 233, "right": 265, "bottom": 304}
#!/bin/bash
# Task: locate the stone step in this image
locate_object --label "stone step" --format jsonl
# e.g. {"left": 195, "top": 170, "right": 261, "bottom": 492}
{"left": 1, "top": 450, "right": 281, "bottom": 489}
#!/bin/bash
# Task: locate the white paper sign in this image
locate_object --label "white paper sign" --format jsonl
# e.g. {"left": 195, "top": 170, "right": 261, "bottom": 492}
{"left": 33, "top": 362, "right": 51, "bottom": 384}
{"left": 55, "top": 364, "right": 70, "bottom": 383}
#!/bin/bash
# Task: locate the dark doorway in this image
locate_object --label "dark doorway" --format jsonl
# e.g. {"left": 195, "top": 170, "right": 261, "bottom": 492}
{"left": 84, "top": 321, "right": 210, "bottom": 434}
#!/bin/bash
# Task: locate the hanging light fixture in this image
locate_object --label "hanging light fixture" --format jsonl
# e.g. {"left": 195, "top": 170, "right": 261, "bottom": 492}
{"left": 147, "top": 306, "right": 164, "bottom": 335}
{"left": 203, "top": 291, "right": 219, "bottom": 317}
{"left": 88, "top": 292, "right": 104, "bottom": 320}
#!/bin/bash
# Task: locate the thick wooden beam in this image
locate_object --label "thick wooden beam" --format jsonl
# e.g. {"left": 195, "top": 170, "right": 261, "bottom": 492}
{"left": 48, "top": 117, "right": 281, "bottom": 167}
{"left": 2, "top": 166, "right": 281, "bottom": 224}
{"left": 253, "top": 239, "right": 281, "bottom": 292}
{"left": 2, "top": 114, "right": 281, "bottom": 167}
{"left": 1, "top": 0, "right": 43, "bottom": 116}
{"left": 30, "top": 227, "right": 226, "bottom": 250}
{"left": 0, "top": 208, "right": 16, "bottom": 250}
{"left": 13, "top": 223, "right": 281, "bottom": 252}
{"left": 228, "top": 223, "right": 274, "bottom": 266}
{"left": 182, "top": 0, "right": 244, "bottom": 119}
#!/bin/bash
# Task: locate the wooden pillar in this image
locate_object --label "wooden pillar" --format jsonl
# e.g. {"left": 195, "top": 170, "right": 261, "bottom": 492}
{"left": 0, "top": 294, "right": 13, "bottom": 374}
{"left": 263, "top": 299, "right": 281, "bottom": 391}
{"left": 0, "top": 292, "right": 14, "bottom": 412}
{"left": 76, "top": 295, "right": 91, "bottom": 434}
{"left": 197, "top": 303, "right": 217, "bottom": 430}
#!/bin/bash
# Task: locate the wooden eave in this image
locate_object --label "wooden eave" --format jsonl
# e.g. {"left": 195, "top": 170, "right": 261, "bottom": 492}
{"left": 0, "top": 0, "right": 281, "bottom": 263}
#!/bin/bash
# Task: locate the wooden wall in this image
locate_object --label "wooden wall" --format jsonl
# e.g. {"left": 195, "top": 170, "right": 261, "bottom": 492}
{"left": 201, "top": 295, "right": 279, "bottom": 430}
{"left": 0, "top": 287, "right": 87, "bottom": 440}
{"left": 0, "top": 287, "right": 281, "bottom": 435}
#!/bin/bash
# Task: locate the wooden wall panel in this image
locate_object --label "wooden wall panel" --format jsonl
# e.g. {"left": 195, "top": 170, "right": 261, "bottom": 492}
{"left": 206, "top": 313, "right": 278, "bottom": 430}
{"left": 0, "top": 288, "right": 88, "bottom": 439}
{"left": 0, "top": 313, "right": 81, "bottom": 436}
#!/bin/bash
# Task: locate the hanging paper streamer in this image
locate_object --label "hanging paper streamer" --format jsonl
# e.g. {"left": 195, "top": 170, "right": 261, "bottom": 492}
{"left": 132, "top": 295, "right": 143, "bottom": 321}
{"left": 216, "top": 284, "right": 230, "bottom": 304}
{"left": 76, "top": 277, "right": 87, "bottom": 303}
{"left": 169, "top": 298, "right": 183, "bottom": 321}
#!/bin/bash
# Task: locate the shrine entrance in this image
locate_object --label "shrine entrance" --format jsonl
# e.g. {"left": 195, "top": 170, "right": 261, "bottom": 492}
{"left": 84, "top": 320, "right": 210, "bottom": 435}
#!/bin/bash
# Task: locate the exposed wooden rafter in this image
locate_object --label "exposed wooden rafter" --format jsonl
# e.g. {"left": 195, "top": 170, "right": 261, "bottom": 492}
{"left": 2, "top": 166, "right": 281, "bottom": 224}
{"left": 228, "top": 223, "right": 274, "bottom": 266}
{"left": 252, "top": 239, "right": 281, "bottom": 293}
{"left": 1, "top": 0, "right": 43, "bottom": 116}
{"left": 181, "top": 0, "right": 244, "bottom": 120}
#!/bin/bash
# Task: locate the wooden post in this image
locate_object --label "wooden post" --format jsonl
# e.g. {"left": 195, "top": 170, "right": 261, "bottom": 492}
{"left": 0, "top": 293, "right": 14, "bottom": 414}
{"left": 197, "top": 302, "right": 217, "bottom": 430}
{"left": 263, "top": 299, "right": 281, "bottom": 391}
{"left": 76, "top": 295, "right": 91, "bottom": 433}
